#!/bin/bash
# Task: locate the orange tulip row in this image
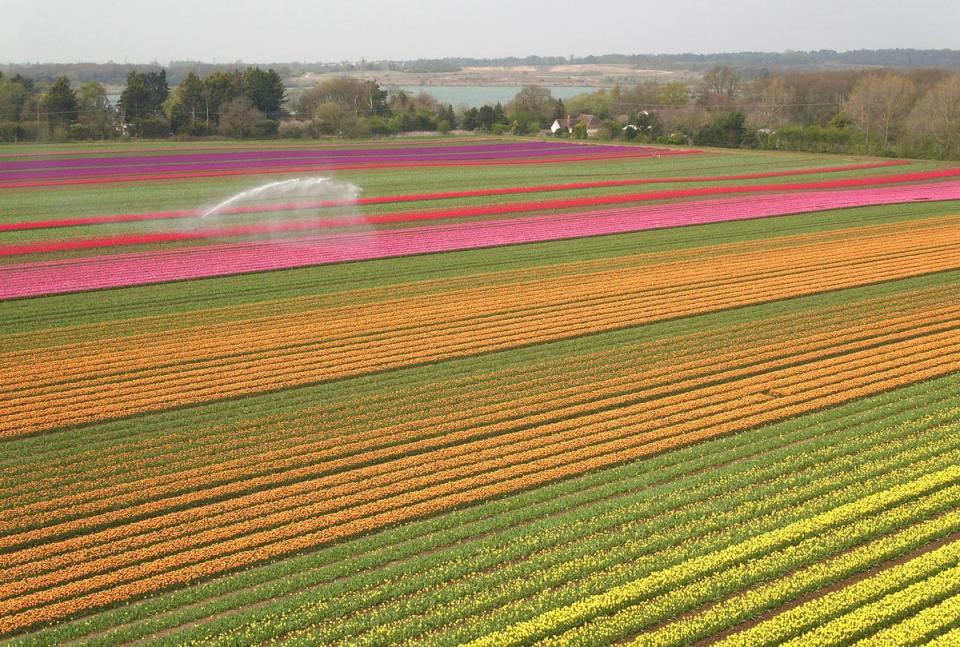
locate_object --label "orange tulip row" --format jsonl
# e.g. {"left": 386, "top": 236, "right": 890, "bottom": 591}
{"left": 3, "top": 230, "right": 959, "bottom": 438}
{"left": 7, "top": 211, "right": 941, "bottom": 353}
{"left": 5, "top": 220, "right": 955, "bottom": 391}
{"left": 5, "top": 296, "right": 956, "bottom": 551}
{"left": 13, "top": 273, "right": 957, "bottom": 486}
{"left": 1, "top": 331, "right": 957, "bottom": 635}
{"left": 4, "top": 323, "right": 958, "bottom": 590}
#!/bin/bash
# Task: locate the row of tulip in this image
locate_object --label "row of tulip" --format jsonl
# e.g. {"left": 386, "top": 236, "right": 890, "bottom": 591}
{"left": 634, "top": 506, "right": 960, "bottom": 646}
{"left": 0, "top": 159, "right": 910, "bottom": 232}
{"left": 2, "top": 325, "right": 957, "bottom": 634}
{"left": 4, "top": 222, "right": 956, "bottom": 437}
{"left": 7, "top": 373, "right": 957, "bottom": 645}
{"left": 6, "top": 196, "right": 935, "bottom": 346}
{"left": 0, "top": 146, "right": 679, "bottom": 189}
{"left": 780, "top": 559, "right": 960, "bottom": 645}
{"left": 18, "top": 390, "right": 948, "bottom": 644}
{"left": 5, "top": 167, "right": 960, "bottom": 257}
{"left": 3, "top": 179, "right": 959, "bottom": 299}
{"left": 5, "top": 288, "right": 954, "bottom": 544}
{"left": 0, "top": 142, "right": 634, "bottom": 172}
{"left": 7, "top": 304, "right": 951, "bottom": 587}
{"left": 9, "top": 273, "right": 949, "bottom": 530}
{"left": 465, "top": 466, "right": 960, "bottom": 647}
{"left": 6, "top": 220, "right": 943, "bottom": 386}
{"left": 860, "top": 591, "right": 960, "bottom": 645}
{"left": 11, "top": 265, "right": 916, "bottom": 486}
{"left": 219, "top": 431, "right": 960, "bottom": 647}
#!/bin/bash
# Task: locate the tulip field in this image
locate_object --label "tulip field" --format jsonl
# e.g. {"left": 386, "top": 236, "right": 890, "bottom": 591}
{"left": 1, "top": 138, "right": 960, "bottom": 645}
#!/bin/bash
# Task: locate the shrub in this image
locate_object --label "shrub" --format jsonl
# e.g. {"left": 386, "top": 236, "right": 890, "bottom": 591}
{"left": 135, "top": 116, "right": 170, "bottom": 138}
{"left": 0, "top": 121, "right": 20, "bottom": 142}
{"left": 278, "top": 120, "right": 309, "bottom": 139}
{"left": 252, "top": 119, "right": 279, "bottom": 138}
{"left": 68, "top": 123, "right": 93, "bottom": 140}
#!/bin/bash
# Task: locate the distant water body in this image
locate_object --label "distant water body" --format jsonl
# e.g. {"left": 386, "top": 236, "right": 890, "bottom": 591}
{"left": 400, "top": 86, "right": 599, "bottom": 106}
{"left": 109, "top": 86, "right": 600, "bottom": 110}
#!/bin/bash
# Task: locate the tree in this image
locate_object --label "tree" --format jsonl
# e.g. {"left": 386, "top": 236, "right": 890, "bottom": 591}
{"left": 694, "top": 110, "right": 747, "bottom": 147}
{"left": 243, "top": 67, "right": 286, "bottom": 116}
{"left": 312, "top": 101, "right": 351, "bottom": 135}
{"left": 553, "top": 98, "right": 565, "bottom": 120}
{"left": 41, "top": 76, "right": 78, "bottom": 130}
{"left": 660, "top": 82, "right": 691, "bottom": 107}
{"left": 843, "top": 73, "right": 917, "bottom": 149}
{"left": 179, "top": 72, "right": 205, "bottom": 122}
{"left": 119, "top": 70, "right": 169, "bottom": 121}
{"left": 202, "top": 71, "right": 242, "bottom": 127}
{"left": 218, "top": 96, "right": 264, "bottom": 137}
{"left": 76, "top": 81, "right": 113, "bottom": 139}
{"left": 298, "top": 78, "right": 389, "bottom": 118}
{"left": 905, "top": 74, "right": 960, "bottom": 158}
{"left": 565, "top": 90, "right": 614, "bottom": 119}
{"left": 0, "top": 75, "right": 29, "bottom": 122}
{"left": 508, "top": 85, "right": 556, "bottom": 127}
{"left": 748, "top": 77, "right": 796, "bottom": 130}
{"left": 700, "top": 66, "right": 742, "bottom": 111}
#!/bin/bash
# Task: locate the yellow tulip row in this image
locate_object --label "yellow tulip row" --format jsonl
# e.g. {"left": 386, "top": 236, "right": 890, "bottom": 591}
{"left": 859, "top": 590, "right": 960, "bottom": 646}
{"left": 927, "top": 626, "right": 960, "bottom": 646}
{"left": 209, "top": 427, "right": 960, "bottom": 647}
{"left": 638, "top": 503, "right": 960, "bottom": 645}
{"left": 534, "top": 467, "right": 960, "bottom": 646}
{"left": 780, "top": 563, "right": 960, "bottom": 646}
{"left": 465, "top": 465, "right": 960, "bottom": 646}
{"left": 714, "top": 537, "right": 960, "bottom": 645}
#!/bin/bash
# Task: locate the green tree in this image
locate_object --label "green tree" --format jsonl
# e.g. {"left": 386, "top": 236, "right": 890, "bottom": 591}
{"left": 119, "top": 70, "right": 169, "bottom": 121}
{"left": 76, "top": 81, "right": 113, "bottom": 139}
{"left": 41, "top": 76, "right": 79, "bottom": 130}
{"left": 312, "top": 101, "right": 351, "bottom": 135}
{"left": 298, "top": 78, "right": 389, "bottom": 119}
{"left": 242, "top": 67, "right": 286, "bottom": 116}
{"left": 660, "top": 82, "right": 691, "bottom": 107}
{"left": 202, "top": 71, "right": 242, "bottom": 127}
{"left": 508, "top": 85, "right": 555, "bottom": 128}
{"left": 0, "top": 75, "right": 29, "bottom": 122}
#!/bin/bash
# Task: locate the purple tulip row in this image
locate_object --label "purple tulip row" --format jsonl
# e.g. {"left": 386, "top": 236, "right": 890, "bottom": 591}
{"left": 0, "top": 142, "right": 647, "bottom": 182}
{"left": 3, "top": 179, "right": 958, "bottom": 300}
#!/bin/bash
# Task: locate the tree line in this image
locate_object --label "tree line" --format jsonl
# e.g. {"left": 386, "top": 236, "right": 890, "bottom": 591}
{"left": 4, "top": 64, "right": 960, "bottom": 162}
{"left": 532, "top": 67, "right": 960, "bottom": 160}
{"left": 0, "top": 66, "right": 287, "bottom": 141}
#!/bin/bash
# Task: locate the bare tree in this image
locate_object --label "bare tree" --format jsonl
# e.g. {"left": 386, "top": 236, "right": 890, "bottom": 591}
{"left": 699, "top": 66, "right": 741, "bottom": 111}
{"left": 906, "top": 74, "right": 960, "bottom": 158}
{"left": 748, "top": 77, "right": 796, "bottom": 130}
{"left": 844, "top": 73, "right": 917, "bottom": 149}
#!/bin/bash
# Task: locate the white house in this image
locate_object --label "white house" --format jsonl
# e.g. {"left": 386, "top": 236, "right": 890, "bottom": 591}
{"left": 550, "top": 114, "right": 603, "bottom": 136}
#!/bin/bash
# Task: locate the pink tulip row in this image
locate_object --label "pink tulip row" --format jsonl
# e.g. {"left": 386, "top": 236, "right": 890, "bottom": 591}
{"left": 2, "top": 179, "right": 959, "bottom": 300}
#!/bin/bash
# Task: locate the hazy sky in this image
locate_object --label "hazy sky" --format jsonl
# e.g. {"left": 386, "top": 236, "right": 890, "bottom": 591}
{"left": 2, "top": 0, "right": 958, "bottom": 63}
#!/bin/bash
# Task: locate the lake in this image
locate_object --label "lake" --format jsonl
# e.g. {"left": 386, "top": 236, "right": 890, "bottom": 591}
{"left": 399, "top": 86, "right": 599, "bottom": 106}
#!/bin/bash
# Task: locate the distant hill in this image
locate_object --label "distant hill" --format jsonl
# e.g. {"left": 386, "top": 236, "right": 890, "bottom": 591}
{"left": 5, "top": 49, "right": 960, "bottom": 85}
